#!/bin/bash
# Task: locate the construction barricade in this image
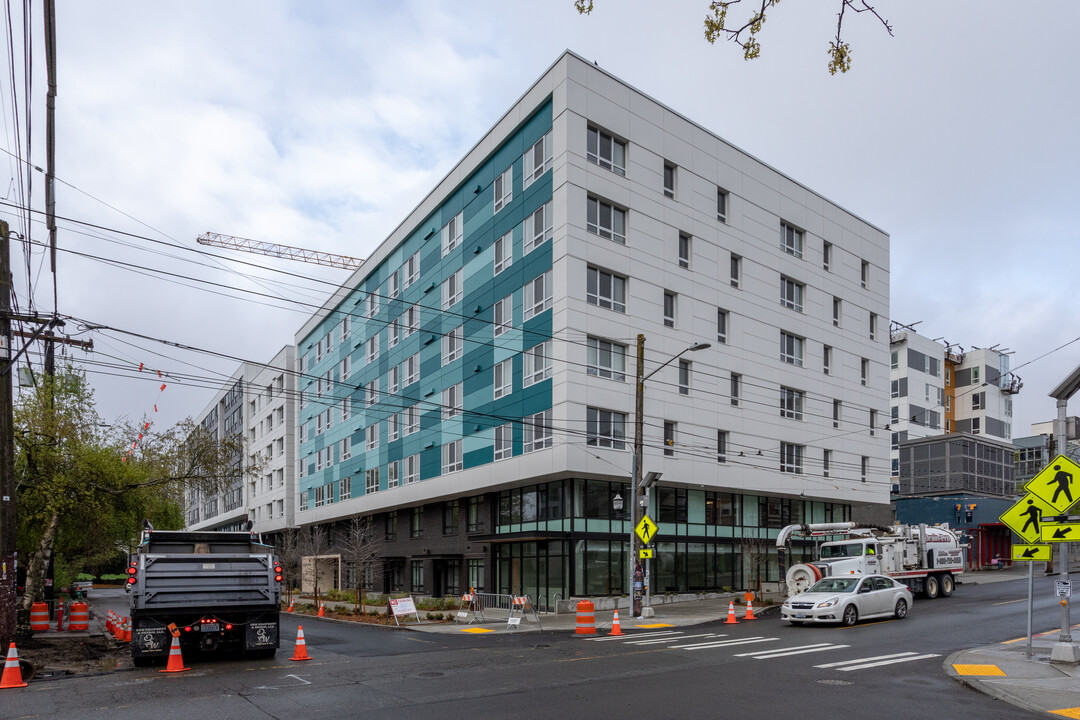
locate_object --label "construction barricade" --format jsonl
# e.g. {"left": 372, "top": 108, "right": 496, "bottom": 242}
{"left": 29, "top": 602, "right": 48, "bottom": 632}
{"left": 506, "top": 595, "right": 542, "bottom": 631}
{"left": 68, "top": 602, "right": 89, "bottom": 631}
{"left": 456, "top": 590, "right": 484, "bottom": 624}
{"left": 575, "top": 600, "right": 596, "bottom": 635}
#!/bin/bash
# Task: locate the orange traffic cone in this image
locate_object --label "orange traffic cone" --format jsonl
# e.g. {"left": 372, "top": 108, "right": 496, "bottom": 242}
{"left": 745, "top": 599, "right": 757, "bottom": 620}
{"left": 290, "top": 625, "right": 312, "bottom": 661}
{"left": 287, "top": 601, "right": 294, "bottom": 613}
{"left": 123, "top": 617, "right": 132, "bottom": 643}
{"left": 0, "top": 642, "right": 27, "bottom": 689}
{"left": 318, "top": 602, "right": 325, "bottom": 617}
{"left": 608, "top": 609, "right": 624, "bottom": 636}
{"left": 158, "top": 635, "right": 190, "bottom": 673}
{"left": 106, "top": 610, "right": 113, "bottom": 635}
{"left": 724, "top": 601, "right": 739, "bottom": 624}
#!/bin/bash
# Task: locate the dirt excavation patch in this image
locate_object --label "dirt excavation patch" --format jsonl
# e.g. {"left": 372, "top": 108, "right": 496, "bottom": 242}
{"left": 15, "top": 634, "right": 132, "bottom": 679}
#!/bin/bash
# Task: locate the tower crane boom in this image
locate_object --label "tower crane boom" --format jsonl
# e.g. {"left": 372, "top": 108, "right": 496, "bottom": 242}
{"left": 196, "top": 232, "right": 364, "bottom": 270}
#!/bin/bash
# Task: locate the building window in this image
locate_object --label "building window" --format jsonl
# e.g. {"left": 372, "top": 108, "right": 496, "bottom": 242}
{"left": 972, "top": 366, "right": 981, "bottom": 385}
{"left": 387, "top": 460, "right": 400, "bottom": 489}
{"left": 443, "top": 439, "right": 463, "bottom": 473}
{"left": 387, "top": 270, "right": 399, "bottom": 300}
{"left": 780, "top": 443, "right": 804, "bottom": 474}
{"left": 587, "top": 337, "right": 626, "bottom": 381}
{"left": 891, "top": 350, "right": 899, "bottom": 370}
{"left": 823, "top": 241, "right": 832, "bottom": 271}
{"left": 678, "top": 232, "right": 691, "bottom": 269}
{"left": 945, "top": 366, "right": 952, "bottom": 386}
{"left": 730, "top": 254, "right": 741, "bottom": 288}
{"left": 833, "top": 399, "right": 842, "bottom": 428}
{"left": 972, "top": 390, "right": 984, "bottom": 411}
{"left": 494, "top": 232, "right": 512, "bottom": 275}
{"left": 411, "top": 560, "right": 424, "bottom": 592}
{"left": 388, "top": 412, "right": 399, "bottom": 442}
{"left": 340, "top": 476, "right": 351, "bottom": 501}
{"left": 823, "top": 345, "right": 832, "bottom": 375}
{"left": 663, "top": 291, "right": 677, "bottom": 327}
{"left": 442, "top": 382, "right": 463, "bottom": 420}
{"left": 861, "top": 358, "right": 870, "bottom": 387}
{"left": 523, "top": 409, "right": 553, "bottom": 453}
{"left": 494, "top": 424, "right": 513, "bottom": 460}
{"left": 523, "top": 130, "right": 552, "bottom": 188}
{"left": 404, "top": 353, "right": 419, "bottom": 386}
{"left": 405, "top": 303, "right": 419, "bottom": 336}
{"left": 441, "top": 211, "right": 463, "bottom": 257}
{"left": 587, "top": 407, "right": 626, "bottom": 449}
{"left": 494, "top": 166, "right": 512, "bottom": 213}
{"left": 442, "top": 269, "right": 463, "bottom": 310}
{"left": 523, "top": 340, "right": 552, "bottom": 387}
{"left": 832, "top": 296, "right": 842, "bottom": 327}
{"left": 365, "top": 292, "right": 379, "bottom": 319}
{"left": 341, "top": 437, "right": 352, "bottom": 461}
{"left": 780, "top": 331, "right": 803, "bottom": 367}
{"left": 493, "top": 295, "right": 512, "bottom": 337}
{"left": 365, "top": 379, "right": 378, "bottom": 407}
{"left": 663, "top": 162, "right": 676, "bottom": 198}
{"left": 366, "top": 423, "right": 379, "bottom": 451}
{"left": 385, "top": 511, "right": 396, "bottom": 540}
{"left": 523, "top": 270, "right": 553, "bottom": 321}
{"left": 869, "top": 313, "right": 878, "bottom": 341}
{"left": 403, "top": 405, "right": 419, "bottom": 435}
{"left": 664, "top": 421, "right": 676, "bottom": 456}
{"left": 678, "top": 359, "right": 691, "bottom": 395}
{"left": 717, "top": 309, "right": 728, "bottom": 344}
{"left": 587, "top": 267, "right": 626, "bottom": 313}
{"left": 467, "top": 497, "right": 482, "bottom": 532}
{"left": 730, "top": 373, "right": 741, "bottom": 406}
{"left": 870, "top": 409, "right": 877, "bottom": 436}
{"left": 780, "top": 386, "right": 804, "bottom": 420}
{"left": 861, "top": 260, "right": 869, "bottom": 288}
{"left": 388, "top": 365, "right": 400, "bottom": 394}
{"left": 823, "top": 449, "right": 831, "bottom": 478}
{"left": 404, "top": 251, "right": 420, "bottom": 288}
{"left": 442, "top": 325, "right": 463, "bottom": 365}
{"left": 366, "top": 468, "right": 380, "bottom": 495}
{"left": 781, "top": 222, "right": 803, "bottom": 259}
{"left": 587, "top": 196, "right": 626, "bottom": 244}
{"left": 404, "top": 454, "right": 419, "bottom": 484}
{"left": 341, "top": 356, "right": 351, "bottom": 381}
{"left": 411, "top": 507, "right": 423, "bottom": 538}
{"left": 586, "top": 126, "right": 626, "bottom": 175}
{"left": 717, "top": 188, "right": 728, "bottom": 223}
{"left": 945, "top": 395, "right": 951, "bottom": 412}
{"left": 494, "top": 359, "right": 513, "bottom": 399}
{"left": 388, "top": 317, "right": 400, "bottom": 348}
{"left": 366, "top": 335, "right": 379, "bottom": 364}
{"left": 299, "top": 490, "right": 308, "bottom": 511}
{"left": 443, "top": 500, "right": 459, "bottom": 535}
{"left": 891, "top": 405, "right": 899, "bottom": 422}
{"left": 524, "top": 201, "right": 553, "bottom": 254}
{"left": 717, "top": 430, "right": 728, "bottom": 463}
{"left": 861, "top": 456, "right": 869, "bottom": 483}
{"left": 780, "top": 276, "right": 804, "bottom": 312}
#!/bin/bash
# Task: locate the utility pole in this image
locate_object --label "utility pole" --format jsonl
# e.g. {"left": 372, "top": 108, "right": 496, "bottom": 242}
{"left": 630, "top": 334, "right": 645, "bottom": 618}
{"left": 0, "top": 220, "right": 14, "bottom": 649}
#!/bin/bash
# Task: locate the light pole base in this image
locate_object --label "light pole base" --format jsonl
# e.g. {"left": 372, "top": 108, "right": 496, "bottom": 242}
{"left": 1050, "top": 642, "right": 1080, "bottom": 664}
{"left": 640, "top": 606, "right": 655, "bottom": 619}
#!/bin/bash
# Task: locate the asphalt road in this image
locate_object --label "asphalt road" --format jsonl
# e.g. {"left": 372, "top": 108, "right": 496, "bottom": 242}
{"left": 8, "top": 577, "right": 1062, "bottom": 719}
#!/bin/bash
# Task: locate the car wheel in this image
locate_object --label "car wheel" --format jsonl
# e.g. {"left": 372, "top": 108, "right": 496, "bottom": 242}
{"left": 894, "top": 598, "right": 908, "bottom": 619}
{"left": 842, "top": 605, "right": 858, "bottom": 627}
{"left": 940, "top": 574, "right": 954, "bottom": 597}
{"left": 925, "top": 575, "right": 940, "bottom": 599}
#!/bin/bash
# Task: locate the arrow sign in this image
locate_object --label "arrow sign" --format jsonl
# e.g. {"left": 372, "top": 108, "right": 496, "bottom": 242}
{"left": 1010, "top": 542, "right": 1051, "bottom": 561}
{"left": 1041, "top": 522, "right": 1080, "bottom": 543}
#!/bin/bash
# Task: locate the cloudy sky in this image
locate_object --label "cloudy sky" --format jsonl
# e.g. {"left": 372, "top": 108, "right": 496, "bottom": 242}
{"left": 2, "top": 0, "right": 1078, "bottom": 438}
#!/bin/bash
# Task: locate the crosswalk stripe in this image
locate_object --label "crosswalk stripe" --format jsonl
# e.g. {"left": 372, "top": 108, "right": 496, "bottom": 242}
{"left": 673, "top": 637, "right": 778, "bottom": 650}
{"left": 834, "top": 653, "right": 941, "bottom": 671}
{"left": 588, "top": 630, "right": 682, "bottom": 642}
{"left": 814, "top": 652, "right": 919, "bottom": 669}
{"left": 736, "top": 643, "right": 834, "bottom": 656}
{"left": 627, "top": 633, "right": 722, "bottom": 645}
{"left": 738, "top": 644, "right": 849, "bottom": 659}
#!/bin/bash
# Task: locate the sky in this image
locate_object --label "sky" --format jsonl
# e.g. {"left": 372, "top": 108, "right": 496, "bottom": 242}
{"left": 1, "top": 0, "right": 1078, "bottom": 439}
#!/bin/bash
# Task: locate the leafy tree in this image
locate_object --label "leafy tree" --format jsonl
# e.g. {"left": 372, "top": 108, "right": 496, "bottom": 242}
{"left": 575, "top": 0, "right": 894, "bottom": 74}
{"left": 15, "top": 365, "right": 246, "bottom": 610}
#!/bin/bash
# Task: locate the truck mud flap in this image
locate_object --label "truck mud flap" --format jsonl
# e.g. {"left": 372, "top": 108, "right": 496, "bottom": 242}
{"left": 246, "top": 620, "right": 279, "bottom": 650}
{"left": 132, "top": 626, "right": 170, "bottom": 657}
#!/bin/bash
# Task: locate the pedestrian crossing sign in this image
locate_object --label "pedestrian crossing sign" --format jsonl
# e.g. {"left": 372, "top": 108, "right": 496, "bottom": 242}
{"left": 1025, "top": 455, "right": 1080, "bottom": 514}
{"left": 1010, "top": 544, "right": 1052, "bottom": 562}
{"left": 999, "top": 492, "right": 1058, "bottom": 544}
{"left": 635, "top": 515, "right": 659, "bottom": 545}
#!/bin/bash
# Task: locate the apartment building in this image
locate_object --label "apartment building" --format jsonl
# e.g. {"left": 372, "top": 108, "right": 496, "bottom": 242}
{"left": 278, "top": 51, "right": 891, "bottom": 602}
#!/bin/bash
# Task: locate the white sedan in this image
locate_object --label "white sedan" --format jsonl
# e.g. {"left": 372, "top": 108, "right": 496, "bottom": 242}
{"left": 780, "top": 574, "right": 913, "bottom": 626}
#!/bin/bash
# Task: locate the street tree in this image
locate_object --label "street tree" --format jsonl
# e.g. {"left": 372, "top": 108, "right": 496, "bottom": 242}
{"left": 275, "top": 527, "right": 303, "bottom": 607}
{"left": 575, "top": 0, "right": 894, "bottom": 74}
{"left": 298, "top": 524, "right": 330, "bottom": 607}
{"left": 339, "top": 515, "right": 382, "bottom": 611}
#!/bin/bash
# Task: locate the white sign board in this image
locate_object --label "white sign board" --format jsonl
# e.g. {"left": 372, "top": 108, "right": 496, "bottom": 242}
{"left": 932, "top": 548, "right": 965, "bottom": 570}
{"left": 1057, "top": 580, "right": 1073, "bottom": 599}
{"left": 388, "top": 596, "right": 421, "bottom": 625}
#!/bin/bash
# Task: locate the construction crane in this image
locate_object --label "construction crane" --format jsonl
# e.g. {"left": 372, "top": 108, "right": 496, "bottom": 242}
{"left": 196, "top": 232, "right": 365, "bottom": 270}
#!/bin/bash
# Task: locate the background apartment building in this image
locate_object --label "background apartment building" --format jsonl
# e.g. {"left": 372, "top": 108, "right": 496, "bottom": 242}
{"left": 287, "top": 51, "right": 890, "bottom": 603}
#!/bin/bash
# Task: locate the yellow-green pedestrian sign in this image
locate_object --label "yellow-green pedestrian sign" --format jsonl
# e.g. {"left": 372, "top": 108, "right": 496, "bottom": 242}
{"left": 1025, "top": 455, "right": 1080, "bottom": 514}
{"left": 635, "top": 514, "right": 658, "bottom": 545}
{"left": 1000, "top": 493, "right": 1058, "bottom": 544}
{"left": 1041, "top": 522, "right": 1080, "bottom": 543}
{"left": 1011, "top": 544, "right": 1052, "bottom": 562}
{"left": 639, "top": 548, "right": 654, "bottom": 560}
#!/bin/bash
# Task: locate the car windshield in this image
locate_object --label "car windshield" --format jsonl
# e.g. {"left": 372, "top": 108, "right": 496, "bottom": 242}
{"left": 808, "top": 578, "right": 858, "bottom": 593}
{"left": 819, "top": 543, "right": 864, "bottom": 559}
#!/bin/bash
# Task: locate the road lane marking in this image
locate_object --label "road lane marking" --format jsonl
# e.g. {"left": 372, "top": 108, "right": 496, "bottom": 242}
{"left": 815, "top": 652, "right": 918, "bottom": 668}
{"left": 735, "top": 643, "right": 833, "bottom": 656}
{"left": 737, "top": 644, "right": 849, "bottom": 659}
{"left": 626, "top": 633, "right": 721, "bottom": 645}
{"left": 834, "top": 653, "right": 940, "bottom": 671}
{"left": 673, "top": 637, "right": 777, "bottom": 650}
{"left": 588, "top": 630, "right": 682, "bottom": 641}
{"left": 992, "top": 598, "right": 1025, "bottom": 606}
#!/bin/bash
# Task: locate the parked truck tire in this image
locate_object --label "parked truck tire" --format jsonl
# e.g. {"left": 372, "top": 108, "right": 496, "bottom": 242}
{"left": 940, "top": 573, "right": 954, "bottom": 597}
{"left": 924, "top": 574, "right": 940, "bottom": 599}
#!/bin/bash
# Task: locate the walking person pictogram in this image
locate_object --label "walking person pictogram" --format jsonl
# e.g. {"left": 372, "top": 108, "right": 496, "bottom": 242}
{"left": 1049, "top": 464, "right": 1074, "bottom": 506}
{"left": 1021, "top": 498, "right": 1041, "bottom": 535}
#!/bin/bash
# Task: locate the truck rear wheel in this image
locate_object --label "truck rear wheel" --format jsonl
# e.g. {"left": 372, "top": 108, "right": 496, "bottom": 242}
{"left": 940, "top": 573, "right": 954, "bottom": 597}
{"left": 924, "top": 574, "right": 940, "bottom": 599}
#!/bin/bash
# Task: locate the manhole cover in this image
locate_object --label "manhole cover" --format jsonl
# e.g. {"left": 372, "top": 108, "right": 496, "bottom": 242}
{"left": 817, "top": 679, "right": 853, "bottom": 686}
{"left": 419, "top": 672, "right": 444, "bottom": 678}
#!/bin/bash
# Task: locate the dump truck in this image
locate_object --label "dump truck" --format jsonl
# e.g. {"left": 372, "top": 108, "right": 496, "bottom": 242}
{"left": 777, "top": 521, "right": 965, "bottom": 599}
{"left": 125, "top": 524, "right": 282, "bottom": 666}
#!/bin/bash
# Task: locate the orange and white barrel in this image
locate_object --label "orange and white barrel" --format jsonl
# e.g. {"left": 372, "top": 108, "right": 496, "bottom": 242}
{"left": 68, "top": 602, "right": 89, "bottom": 631}
{"left": 575, "top": 600, "right": 596, "bottom": 635}
{"left": 30, "top": 602, "right": 49, "bottom": 632}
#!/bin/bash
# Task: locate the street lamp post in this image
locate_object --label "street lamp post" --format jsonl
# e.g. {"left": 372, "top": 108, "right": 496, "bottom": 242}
{"left": 1049, "top": 363, "right": 1080, "bottom": 664}
{"left": 629, "top": 335, "right": 711, "bottom": 618}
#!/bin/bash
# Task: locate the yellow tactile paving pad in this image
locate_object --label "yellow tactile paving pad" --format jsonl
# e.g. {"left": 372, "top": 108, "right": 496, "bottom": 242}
{"left": 1050, "top": 708, "right": 1080, "bottom": 719}
{"left": 952, "top": 664, "right": 1006, "bottom": 676}
{"left": 459, "top": 627, "right": 495, "bottom": 633}
{"left": 634, "top": 623, "right": 674, "bottom": 628}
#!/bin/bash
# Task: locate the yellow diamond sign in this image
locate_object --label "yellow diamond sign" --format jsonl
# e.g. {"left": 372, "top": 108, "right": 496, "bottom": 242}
{"left": 1025, "top": 455, "right": 1080, "bottom": 514}
{"left": 635, "top": 514, "right": 658, "bottom": 545}
{"left": 1000, "top": 493, "right": 1059, "bottom": 544}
